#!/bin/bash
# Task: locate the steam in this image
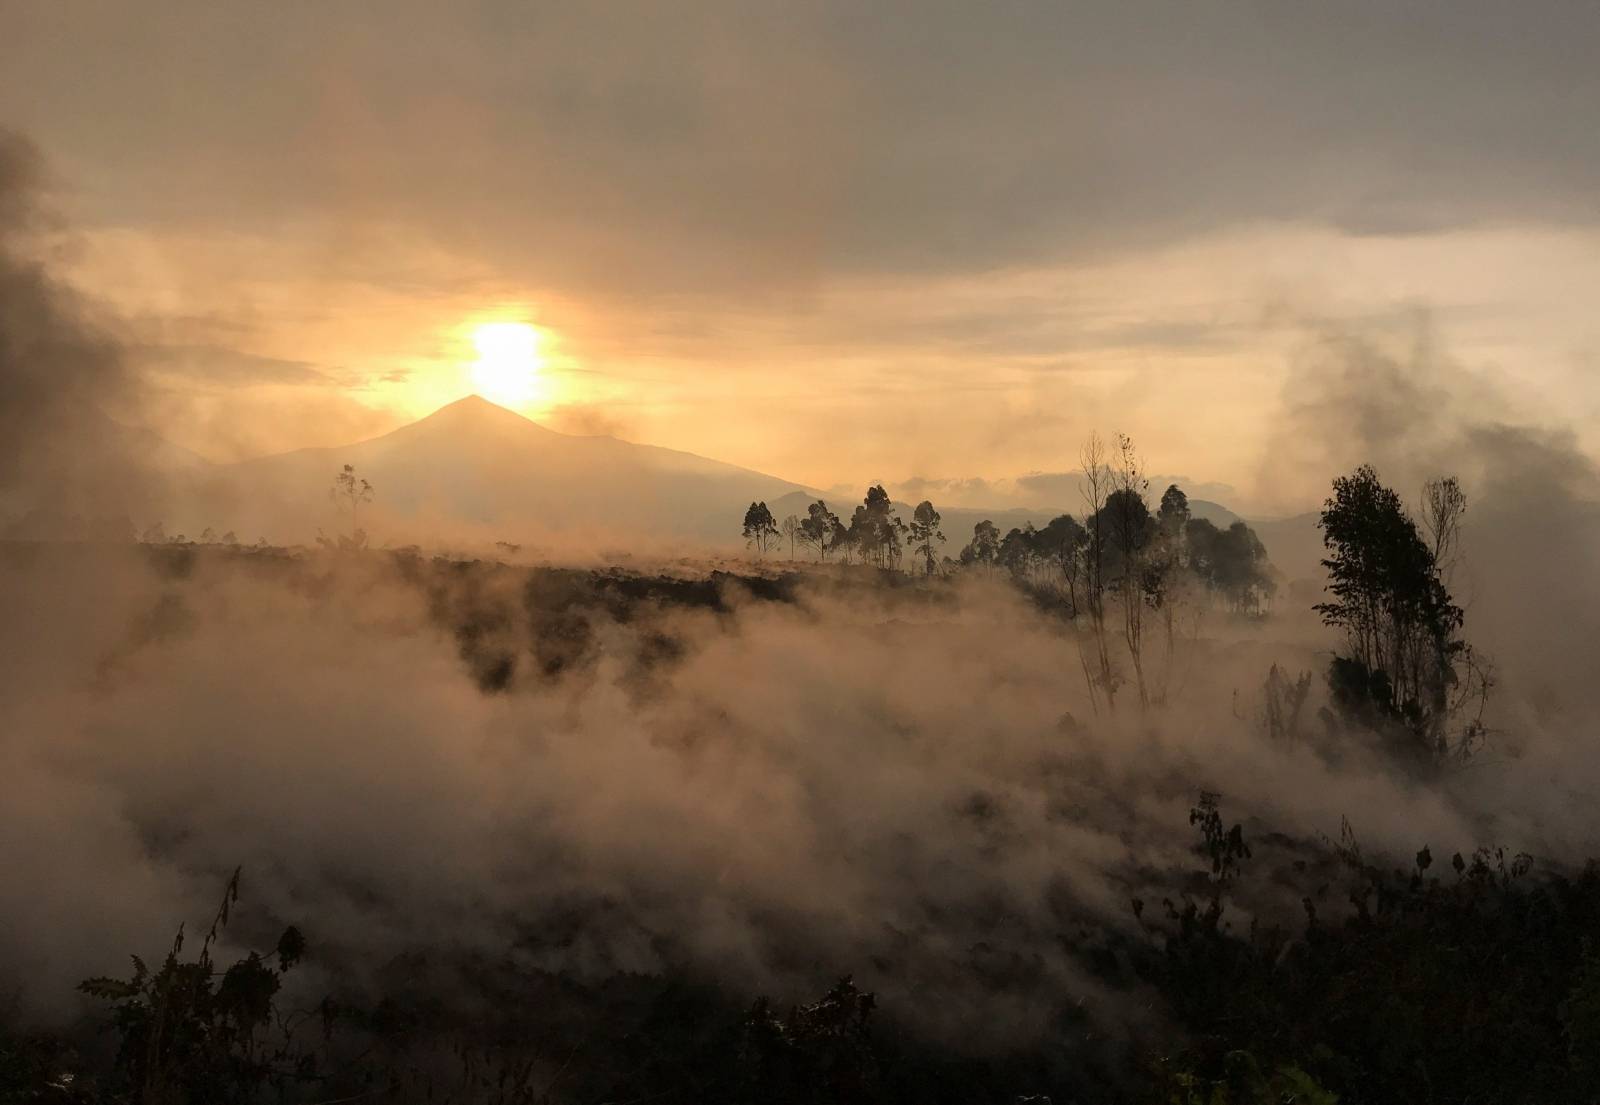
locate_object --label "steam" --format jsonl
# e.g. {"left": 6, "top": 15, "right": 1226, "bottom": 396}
{"left": 0, "top": 129, "right": 167, "bottom": 532}
{"left": 0, "top": 134, "right": 1595, "bottom": 1060}
{"left": 0, "top": 529, "right": 1588, "bottom": 1045}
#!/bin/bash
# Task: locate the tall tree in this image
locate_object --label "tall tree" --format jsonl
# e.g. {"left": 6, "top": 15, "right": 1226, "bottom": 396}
{"left": 1109, "top": 434, "right": 1152, "bottom": 709}
{"left": 960, "top": 520, "right": 1001, "bottom": 568}
{"left": 329, "top": 464, "right": 374, "bottom": 549}
{"left": 908, "top": 500, "right": 945, "bottom": 576}
{"left": 780, "top": 514, "right": 800, "bottom": 560}
{"left": 998, "top": 524, "right": 1038, "bottom": 580}
{"left": 1079, "top": 433, "right": 1117, "bottom": 712}
{"left": 742, "top": 501, "right": 779, "bottom": 557}
{"left": 1316, "top": 464, "right": 1484, "bottom": 763}
{"left": 850, "top": 485, "right": 905, "bottom": 568}
{"left": 1037, "top": 513, "right": 1088, "bottom": 613}
{"left": 798, "top": 500, "right": 841, "bottom": 561}
{"left": 1157, "top": 483, "right": 1190, "bottom": 542}
{"left": 828, "top": 515, "right": 852, "bottom": 564}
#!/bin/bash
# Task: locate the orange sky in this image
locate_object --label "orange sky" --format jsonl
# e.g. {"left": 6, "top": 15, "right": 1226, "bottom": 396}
{"left": 6, "top": 2, "right": 1598, "bottom": 514}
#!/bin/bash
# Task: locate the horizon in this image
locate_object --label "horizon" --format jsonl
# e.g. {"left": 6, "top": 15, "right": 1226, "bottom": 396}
{"left": 4, "top": 2, "right": 1598, "bottom": 519}
{"left": 6, "top": 10, "right": 1600, "bottom": 1103}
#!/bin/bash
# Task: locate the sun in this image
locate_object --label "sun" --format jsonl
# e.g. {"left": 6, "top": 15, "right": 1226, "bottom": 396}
{"left": 468, "top": 322, "right": 545, "bottom": 407}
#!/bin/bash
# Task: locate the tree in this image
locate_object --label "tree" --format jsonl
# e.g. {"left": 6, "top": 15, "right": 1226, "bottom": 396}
{"left": 998, "top": 524, "right": 1038, "bottom": 580}
{"left": 1036, "top": 513, "right": 1088, "bottom": 612}
{"left": 780, "top": 514, "right": 800, "bottom": 560}
{"left": 959, "top": 520, "right": 1000, "bottom": 568}
{"left": 1157, "top": 483, "right": 1191, "bottom": 541}
{"left": 1079, "top": 433, "right": 1118, "bottom": 712}
{"left": 1316, "top": 464, "right": 1485, "bottom": 763}
{"left": 848, "top": 486, "right": 905, "bottom": 568}
{"left": 829, "top": 515, "right": 852, "bottom": 564}
{"left": 908, "top": 500, "right": 945, "bottom": 576}
{"left": 1185, "top": 517, "right": 1275, "bottom": 614}
{"left": 742, "top": 501, "right": 779, "bottom": 556}
{"left": 1420, "top": 475, "right": 1467, "bottom": 584}
{"left": 798, "top": 500, "right": 840, "bottom": 561}
{"left": 79, "top": 870, "right": 314, "bottom": 1104}
{"left": 1109, "top": 434, "right": 1152, "bottom": 709}
{"left": 1148, "top": 484, "right": 1193, "bottom": 683}
{"left": 330, "top": 464, "right": 374, "bottom": 548}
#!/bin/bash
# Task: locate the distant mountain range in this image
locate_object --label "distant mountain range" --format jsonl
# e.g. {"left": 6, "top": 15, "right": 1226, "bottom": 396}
{"left": 82, "top": 396, "right": 1324, "bottom": 577}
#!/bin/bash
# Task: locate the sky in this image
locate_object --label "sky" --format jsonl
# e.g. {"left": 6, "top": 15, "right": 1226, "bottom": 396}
{"left": 2, "top": 0, "right": 1597, "bottom": 514}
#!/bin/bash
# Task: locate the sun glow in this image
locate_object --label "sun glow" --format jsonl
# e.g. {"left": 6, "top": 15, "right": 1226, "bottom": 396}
{"left": 468, "top": 321, "right": 546, "bottom": 407}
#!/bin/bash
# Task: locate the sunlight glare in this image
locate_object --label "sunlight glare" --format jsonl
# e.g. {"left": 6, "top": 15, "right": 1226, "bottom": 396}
{"left": 468, "top": 321, "right": 545, "bottom": 407}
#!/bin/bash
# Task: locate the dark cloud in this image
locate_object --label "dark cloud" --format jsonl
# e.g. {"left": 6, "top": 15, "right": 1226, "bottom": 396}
{"left": 4, "top": 2, "right": 1596, "bottom": 298}
{"left": 0, "top": 128, "right": 168, "bottom": 525}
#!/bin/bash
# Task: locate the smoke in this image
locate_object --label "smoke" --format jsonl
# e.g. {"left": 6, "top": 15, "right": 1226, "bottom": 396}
{"left": 0, "top": 537, "right": 1557, "bottom": 1045}
{"left": 0, "top": 129, "right": 166, "bottom": 533}
{"left": 0, "top": 299, "right": 1596, "bottom": 1059}
{"left": 0, "top": 132, "right": 1595, "bottom": 1065}
{"left": 1262, "top": 319, "right": 1600, "bottom": 847}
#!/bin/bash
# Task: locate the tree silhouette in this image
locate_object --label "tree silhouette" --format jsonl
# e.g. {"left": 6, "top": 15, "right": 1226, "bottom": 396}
{"left": 798, "top": 500, "right": 841, "bottom": 561}
{"left": 1036, "top": 513, "right": 1088, "bottom": 612}
{"left": 908, "top": 500, "right": 944, "bottom": 576}
{"left": 780, "top": 514, "right": 800, "bottom": 560}
{"left": 1108, "top": 434, "right": 1152, "bottom": 708}
{"left": 1157, "top": 483, "right": 1190, "bottom": 541}
{"left": 1317, "top": 464, "right": 1486, "bottom": 763}
{"left": 1079, "top": 433, "right": 1118, "bottom": 712}
{"left": 848, "top": 486, "right": 905, "bottom": 568}
{"left": 742, "top": 501, "right": 779, "bottom": 556}
{"left": 959, "top": 520, "right": 1000, "bottom": 568}
{"left": 1184, "top": 516, "right": 1274, "bottom": 613}
{"left": 330, "top": 464, "right": 374, "bottom": 548}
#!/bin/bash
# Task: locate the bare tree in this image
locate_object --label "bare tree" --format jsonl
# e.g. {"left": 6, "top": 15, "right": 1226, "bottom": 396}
{"left": 1079, "top": 433, "right": 1117, "bottom": 713}
{"left": 1111, "top": 433, "right": 1151, "bottom": 710}
{"left": 1420, "top": 476, "right": 1467, "bottom": 585}
{"left": 780, "top": 514, "right": 800, "bottom": 560}
{"left": 330, "top": 464, "right": 374, "bottom": 547}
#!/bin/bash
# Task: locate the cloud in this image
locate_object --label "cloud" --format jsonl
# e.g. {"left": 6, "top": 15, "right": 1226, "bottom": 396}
{"left": 5, "top": 2, "right": 1598, "bottom": 299}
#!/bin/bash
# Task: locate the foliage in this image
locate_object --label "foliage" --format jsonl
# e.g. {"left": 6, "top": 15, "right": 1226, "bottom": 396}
{"left": 742, "top": 500, "right": 779, "bottom": 556}
{"left": 1134, "top": 797, "right": 1600, "bottom": 1105}
{"left": 958, "top": 519, "right": 1000, "bottom": 568}
{"left": 738, "top": 978, "right": 880, "bottom": 1104}
{"left": 1315, "top": 465, "right": 1486, "bottom": 763}
{"left": 1185, "top": 518, "right": 1274, "bottom": 614}
{"left": 77, "top": 869, "right": 314, "bottom": 1105}
{"left": 844, "top": 486, "right": 906, "bottom": 568}
{"left": 907, "top": 500, "right": 944, "bottom": 575}
{"left": 797, "top": 500, "right": 841, "bottom": 561}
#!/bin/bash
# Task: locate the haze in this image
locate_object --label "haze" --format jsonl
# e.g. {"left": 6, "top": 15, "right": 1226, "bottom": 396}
{"left": 3, "top": 1, "right": 1597, "bottom": 514}
{"left": 4, "top": 6, "right": 1600, "bottom": 1104}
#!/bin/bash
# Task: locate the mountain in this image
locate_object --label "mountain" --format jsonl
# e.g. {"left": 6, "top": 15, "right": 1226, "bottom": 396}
{"left": 209, "top": 396, "right": 813, "bottom": 547}
{"left": 1246, "top": 512, "right": 1324, "bottom": 584}
{"left": 159, "top": 396, "right": 1325, "bottom": 565}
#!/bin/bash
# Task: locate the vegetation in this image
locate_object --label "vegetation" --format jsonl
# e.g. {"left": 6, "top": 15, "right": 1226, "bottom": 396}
{"left": 741, "top": 501, "right": 779, "bottom": 556}
{"left": 4, "top": 447, "right": 1546, "bottom": 1105}
{"left": 1316, "top": 464, "right": 1488, "bottom": 766}
{"left": 10, "top": 791, "right": 1600, "bottom": 1105}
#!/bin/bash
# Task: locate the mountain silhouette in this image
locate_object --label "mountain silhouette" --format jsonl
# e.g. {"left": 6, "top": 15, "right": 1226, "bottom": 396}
{"left": 210, "top": 395, "right": 814, "bottom": 547}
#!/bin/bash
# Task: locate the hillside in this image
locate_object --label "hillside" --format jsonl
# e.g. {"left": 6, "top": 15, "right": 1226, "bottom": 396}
{"left": 207, "top": 396, "right": 814, "bottom": 546}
